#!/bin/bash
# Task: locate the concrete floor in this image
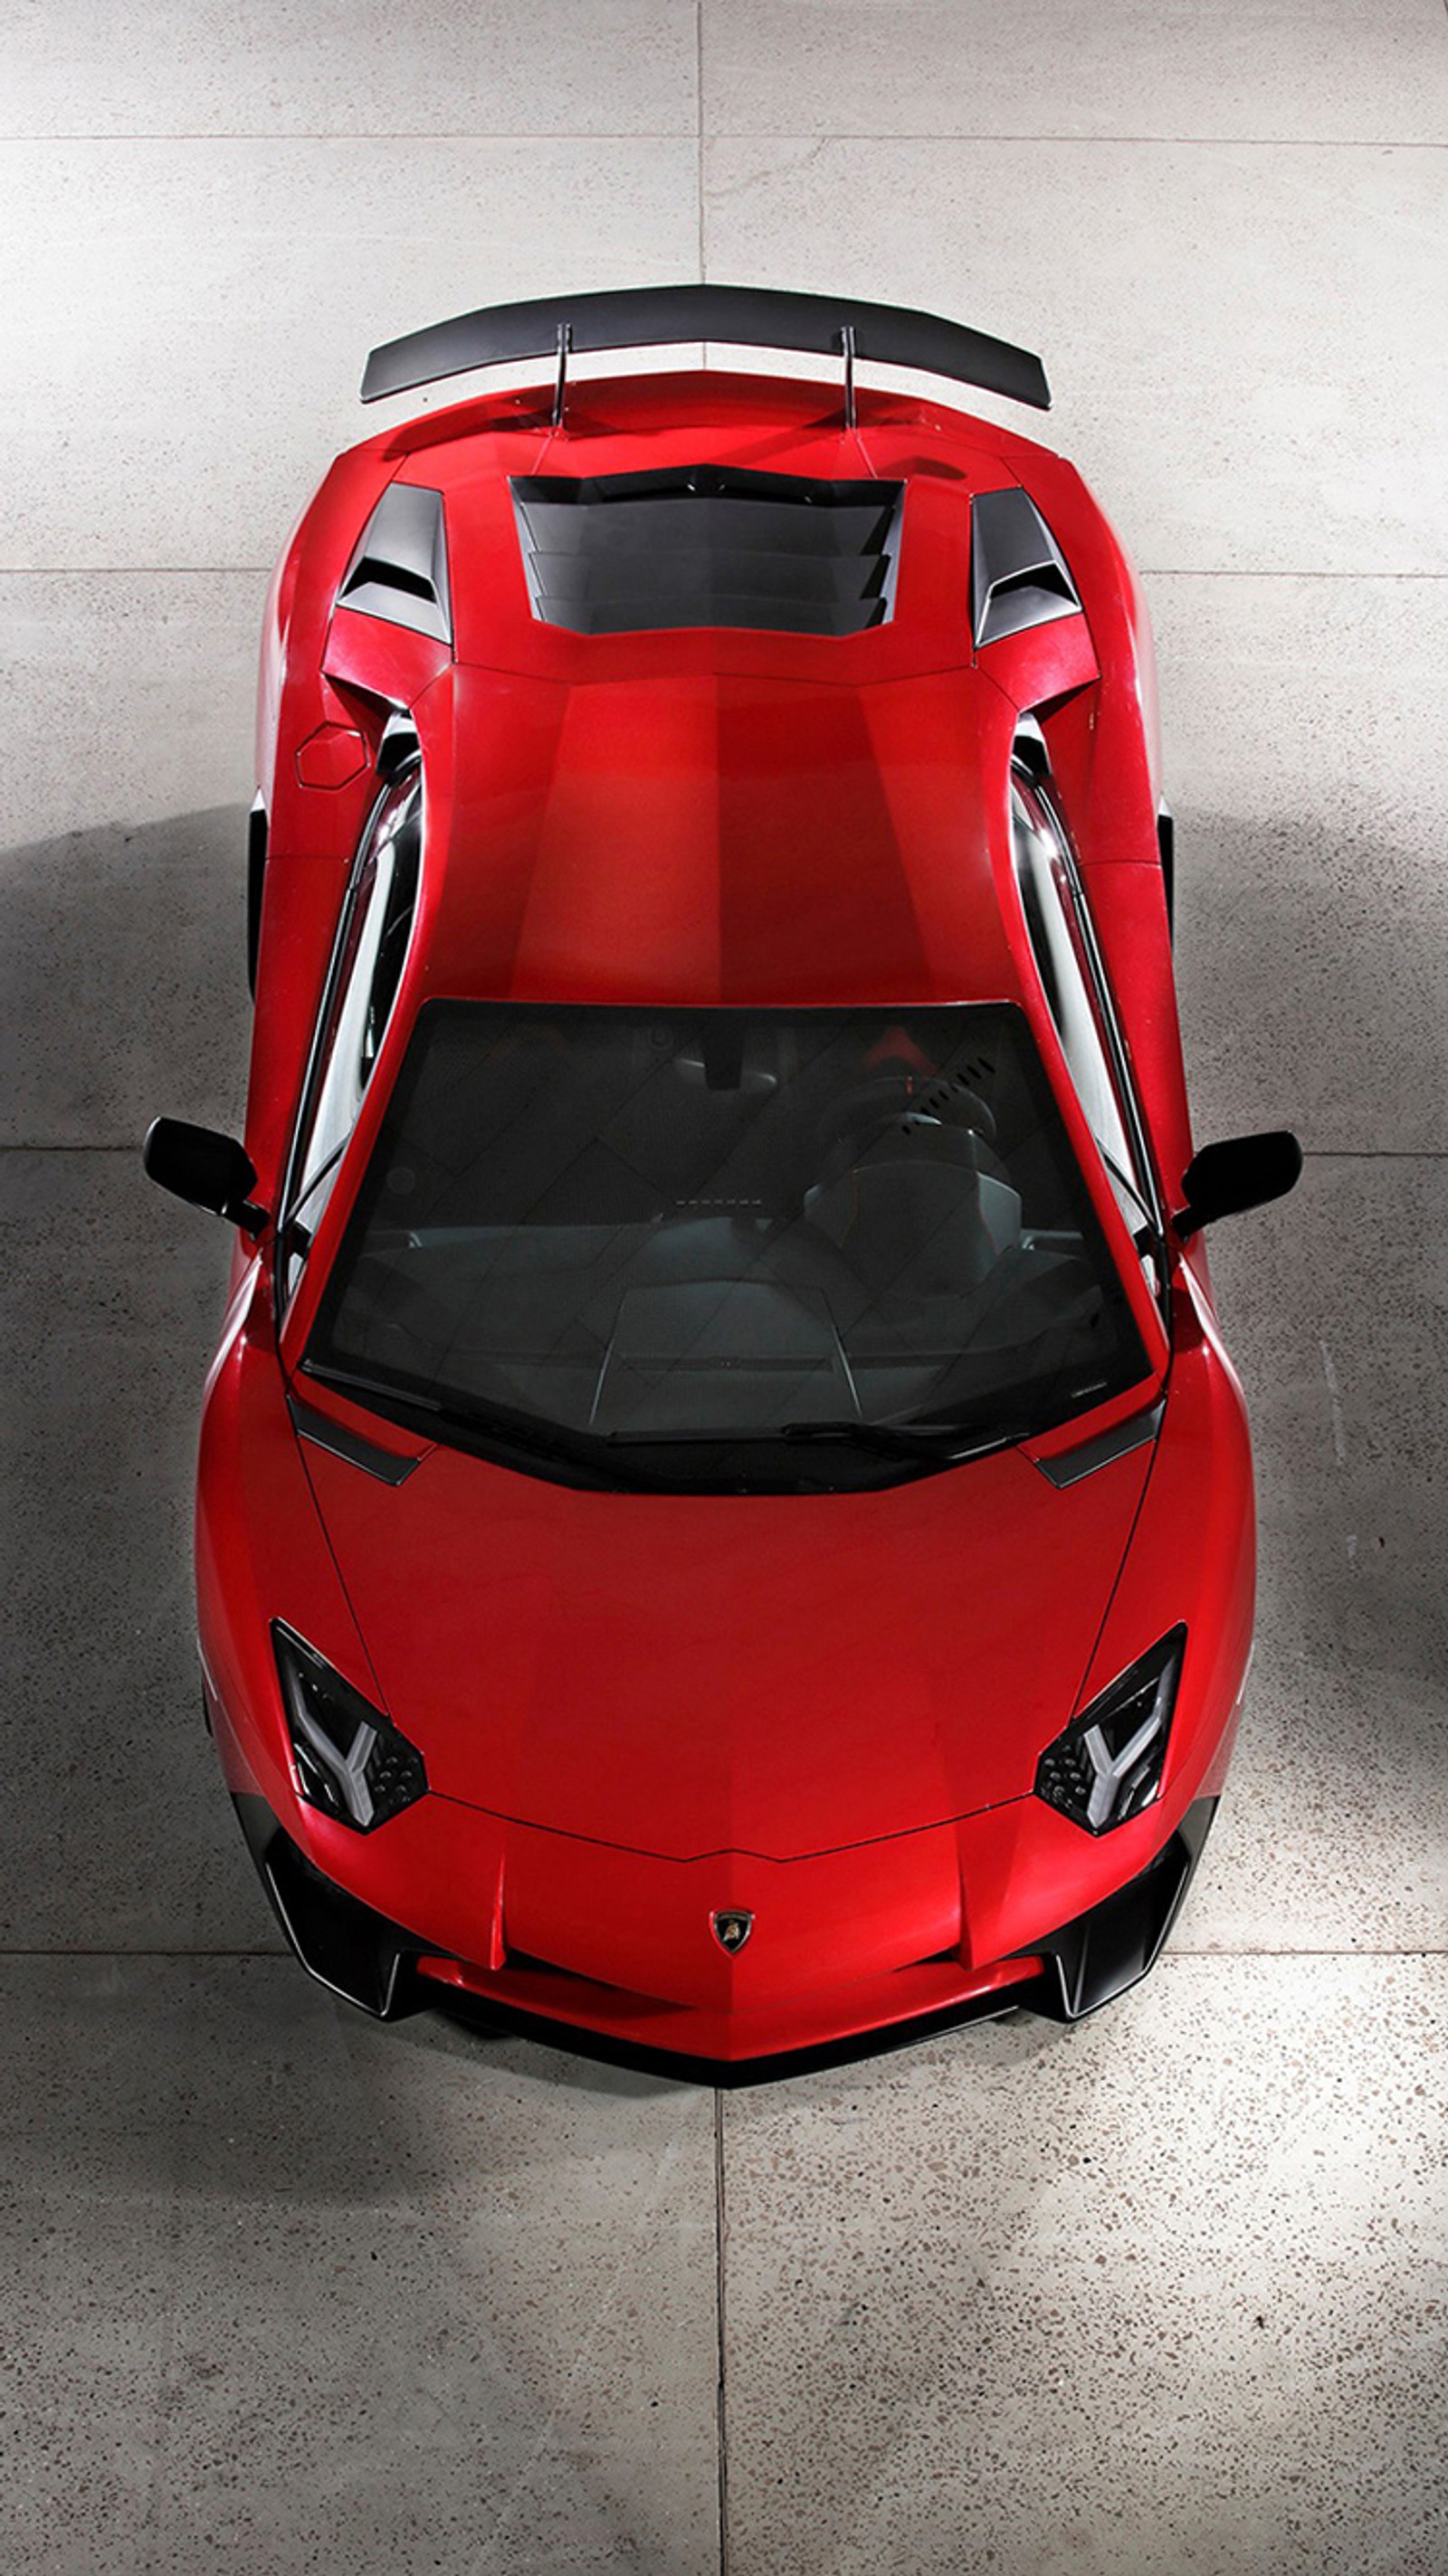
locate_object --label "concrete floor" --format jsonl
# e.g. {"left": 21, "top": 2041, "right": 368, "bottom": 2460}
{"left": 4, "top": 5, "right": 1446, "bottom": 2569}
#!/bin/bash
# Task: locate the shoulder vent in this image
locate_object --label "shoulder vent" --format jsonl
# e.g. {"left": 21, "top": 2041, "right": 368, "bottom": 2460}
{"left": 339, "top": 483, "right": 452, "bottom": 644}
{"left": 510, "top": 464, "right": 904, "bottom": 639}
{"left": 971, "top": 488, "right": 1080, "bottom": 650}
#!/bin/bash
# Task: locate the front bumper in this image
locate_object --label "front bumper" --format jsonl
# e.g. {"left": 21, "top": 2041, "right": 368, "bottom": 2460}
{"left": 234, "top": 1791, "right": 1218, "bottom": 2084}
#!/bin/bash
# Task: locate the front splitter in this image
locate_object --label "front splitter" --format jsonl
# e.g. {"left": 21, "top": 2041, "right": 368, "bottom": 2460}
{"left": 233, "top": 1791, "right": 1217, "bottom": 2084}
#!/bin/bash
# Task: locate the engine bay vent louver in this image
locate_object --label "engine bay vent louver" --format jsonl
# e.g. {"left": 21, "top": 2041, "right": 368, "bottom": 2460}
{"left": 971, "top": 487, "right": 1081, "bottom": 650}
{"left": 338, "top": 482, "right": 452, "bottom": 644}
{"left": 510, "top": 464, "right": 905, "bottom": 638}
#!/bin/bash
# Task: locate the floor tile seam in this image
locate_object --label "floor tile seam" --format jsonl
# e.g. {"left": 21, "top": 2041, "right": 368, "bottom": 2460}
{"left": 696, "top": 0, "right": 707, "bottom": 288}
{"left": 1161, "top": 1946, "right": 1448, "bottom": 1960}
{"left": 0, "top": 566, "right": 272, "bottom": 576}
{"left": 714, "top": 2087, "right": 729, "bottom": 2576}
{"left": 701, "top": 131, "right": 1448, "bottom": 149}
{"left": 0, "top": 129, "right": 702, "bottom": 145}
{"left": 0, "top": 1947, "right": 289, "bottom": 1959}
{"left": 0, "top": 130, "right": 1444, "bottom": 149}
{"left": 1142, "top": 570, "right": 1448, "bottom": 582}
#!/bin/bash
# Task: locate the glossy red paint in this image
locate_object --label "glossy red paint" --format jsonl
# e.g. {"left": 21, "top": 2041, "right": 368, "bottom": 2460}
{"left": 294, "top": 722, "right": 367, "bottom": 789}
{"left": 295, "top": 1425, "right": 1154, "bottom": 1858}
{"left": 185, "top": 341, "right": 1271, "bottom": 2071}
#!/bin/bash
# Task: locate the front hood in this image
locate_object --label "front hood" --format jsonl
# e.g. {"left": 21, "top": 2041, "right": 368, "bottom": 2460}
{"left": 299, "top": 1427, "right": 1152, "bottom": 1862}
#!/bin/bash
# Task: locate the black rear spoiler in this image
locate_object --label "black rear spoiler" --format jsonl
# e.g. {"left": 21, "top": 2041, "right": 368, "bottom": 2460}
{"left": 360, "top": 282, "right": 1050, "bottom": 414}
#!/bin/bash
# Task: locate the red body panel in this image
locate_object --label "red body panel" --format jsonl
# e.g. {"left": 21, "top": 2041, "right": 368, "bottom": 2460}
{"left": 296, "top": 1431, "right": 1152, "bottom": 1858}
{"left": 195, "top": 358, "right": 1257, "bottom": 2068}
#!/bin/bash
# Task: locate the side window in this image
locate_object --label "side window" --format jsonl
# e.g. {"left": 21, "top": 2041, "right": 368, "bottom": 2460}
{"left": 279, "top": 770, "right": 422, "bottom": 1307}
{"left": 1011, "top": 769, "right": 1163, "bottom": 1293}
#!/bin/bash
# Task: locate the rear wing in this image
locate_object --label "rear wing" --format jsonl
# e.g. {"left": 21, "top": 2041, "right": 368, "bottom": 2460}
{"left": 360, "top": 282, "right": 1050, "bottom": 414}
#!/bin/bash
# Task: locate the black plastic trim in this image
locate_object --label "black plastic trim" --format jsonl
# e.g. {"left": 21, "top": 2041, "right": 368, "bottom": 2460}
{"left": 287, "top": 1391, "right": 423, "bottom": 1485}
{"left": 1157, "top": 799, "right": 1176, "bottom": 940}
{"left": 338, "top": 482, "right": 452, "bottom": 643}
{"left": 1034, "top": 1399, "right": 1164, "bottom": 1488}
{"left": 436, "top": 1978, "right": 1041, "bottom": 2089}
{"left": 246, "top": 796, "right": 267, "bottom": 999}
{"left": 361, "top": 282, "right": 1050, "bottom": 412}
{"left": 511, "top": 463, "right": 903, "bottom": 638}
{"left": 1024, "top": 1796, "right": 1217, "bottom": 2020}
{"left": 972, "top": 487, "right": 1081, "bottom": 648}
{"left": 233, "top": 1797, "right": 427, "bottom": 2018}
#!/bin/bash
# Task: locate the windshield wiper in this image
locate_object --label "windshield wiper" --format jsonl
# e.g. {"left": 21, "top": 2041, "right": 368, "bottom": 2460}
{"left": 300, "top": 1360, "right": 664, "bottom": 1488}
{"left": 302, "top": 1360, "right": 443, "bottom": 1414}
{"left": 778, "top": 1417, "right": 1022, "bottom": 1464}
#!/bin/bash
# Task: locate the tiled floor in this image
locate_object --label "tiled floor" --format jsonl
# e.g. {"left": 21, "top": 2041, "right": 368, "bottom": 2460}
{"left": 4, "top": 7, "right": 1444, "bottom": 2570}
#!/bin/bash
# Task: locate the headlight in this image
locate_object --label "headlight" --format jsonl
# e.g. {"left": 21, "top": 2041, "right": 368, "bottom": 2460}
{"left": 1034, "top": 1627, "right": 1186, "bottom": 1835}
{"left": 272, "top": 1624, "right": 427, "bottom": 1833}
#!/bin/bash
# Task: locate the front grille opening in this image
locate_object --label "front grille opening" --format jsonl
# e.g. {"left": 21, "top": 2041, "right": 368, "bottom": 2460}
{"left": 511, "top": 463, "right": 904, "bottom": 638}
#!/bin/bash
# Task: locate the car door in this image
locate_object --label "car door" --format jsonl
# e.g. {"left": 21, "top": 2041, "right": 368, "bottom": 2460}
{"left": 276, "top": 766, "right": 423, "bottom": 1312}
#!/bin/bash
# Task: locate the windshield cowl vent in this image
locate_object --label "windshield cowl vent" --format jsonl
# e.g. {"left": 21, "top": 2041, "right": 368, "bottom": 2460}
{"left": 510, "top": 463, "right": 904, "bottom": 639}
{"left": 971, "top": 487, "right": 1081, "bottom": 650}
{"left": 338, "top": 482, "right": 452, "bottom": 644}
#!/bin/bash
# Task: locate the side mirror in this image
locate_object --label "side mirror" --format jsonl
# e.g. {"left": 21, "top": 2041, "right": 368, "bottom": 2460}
{"left": 1176, "top": 1130, "right": 1302, "bottom": 1238}
{"left": 142, "top": 1117, "right": 267, "bottom": 1235}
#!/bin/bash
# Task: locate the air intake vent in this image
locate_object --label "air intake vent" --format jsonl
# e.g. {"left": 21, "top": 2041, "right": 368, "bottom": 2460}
{"left": 339, "top": 482, "right": 452, "bottom": 643}
{"left": 510, "top": 464, "right": 904, "bottom": 638}
{"left": 971, "top": 487, "right": 1080, "bottom": 649}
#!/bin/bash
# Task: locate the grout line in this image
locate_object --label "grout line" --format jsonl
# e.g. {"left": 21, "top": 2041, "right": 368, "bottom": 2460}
{"left": 696, "top": 0, "right": 706, "bottom": 282}
{"left": 0, "top": 129, "right": 702, "bottom": 144}
{"left": 0, "top": 130, "right": 1443, "bottom": 149}
{"left": 0, "top": 567, "right": 272, "bottom": 576}
{"left": 1141, "top": 568, "right": 1448, "bottom": 581}
{"left": 699, "top": 130, "right": 1448, "bottom": 149}
{"left": 714, "top": 2088, "right": 730, "bottom": 2576}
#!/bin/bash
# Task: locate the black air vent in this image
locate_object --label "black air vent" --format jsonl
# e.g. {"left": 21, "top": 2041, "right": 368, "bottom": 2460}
{"left": 971, "top": 486, "right": 1080, "bottom": 649}
{"left": 339, "top": 482, "right": 452, "bottom": 643}
{"left": 510, "top": 464, "right": 904, "bottom": 638}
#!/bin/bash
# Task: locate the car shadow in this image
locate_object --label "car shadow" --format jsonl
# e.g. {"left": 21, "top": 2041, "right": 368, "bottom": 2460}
{"left": 0, "top": 803, "right": 252, "bottom": 1145}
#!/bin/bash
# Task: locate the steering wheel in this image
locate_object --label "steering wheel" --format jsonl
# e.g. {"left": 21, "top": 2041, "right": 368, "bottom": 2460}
{"left": 814, "top": 1072, "right": 998, "bottom": 1173}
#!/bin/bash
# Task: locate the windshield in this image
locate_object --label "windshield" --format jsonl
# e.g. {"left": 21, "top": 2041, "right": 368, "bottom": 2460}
{"left": 304, "top": 1002, "right": 1150, "bottom": 1492}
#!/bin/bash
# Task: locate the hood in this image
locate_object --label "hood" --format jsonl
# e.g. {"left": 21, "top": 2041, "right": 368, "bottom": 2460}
{"left": 298, "top": 1431, "right": 1151, "bottom": 1862}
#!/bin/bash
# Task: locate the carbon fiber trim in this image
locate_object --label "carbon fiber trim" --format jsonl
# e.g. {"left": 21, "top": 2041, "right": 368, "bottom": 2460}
{"left": 1034, "top": 1401, "right": 1165, "bottom": 1488}
{"left": 288, "top": 1392, "right": 423, "bottom": 1485}
{"left": 361, "top": 282, "right": 1050, "bottom": 411}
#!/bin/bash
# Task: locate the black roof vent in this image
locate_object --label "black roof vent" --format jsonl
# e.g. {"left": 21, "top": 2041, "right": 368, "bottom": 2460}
{"left": 510, "top": 464, "right": 904, "bottom": 638}
{"left": 338, "top": 482, "right": 452, "bottom": 643}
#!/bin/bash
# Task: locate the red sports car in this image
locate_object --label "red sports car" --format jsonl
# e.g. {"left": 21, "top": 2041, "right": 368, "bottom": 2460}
{"left": 145, "top": 287, "right": 1300, "bottom": 2078}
